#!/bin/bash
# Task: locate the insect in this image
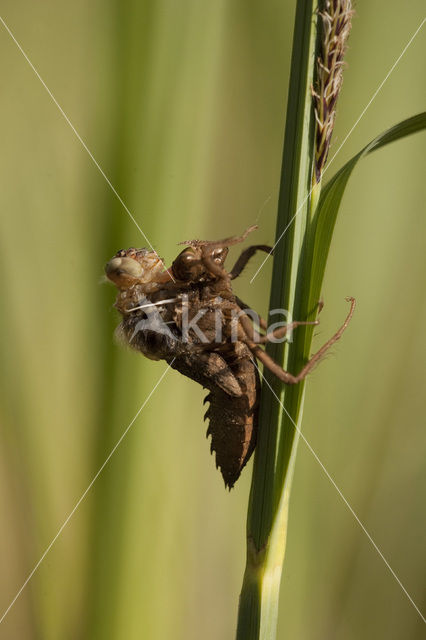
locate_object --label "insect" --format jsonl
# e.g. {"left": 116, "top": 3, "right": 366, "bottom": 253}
{"left": 105, "top": 226, "right": 355, "bottom": 488}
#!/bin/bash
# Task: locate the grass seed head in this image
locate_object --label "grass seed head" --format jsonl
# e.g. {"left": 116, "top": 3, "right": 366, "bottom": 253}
{"left": 313, "top": 0, "right": 353, "bottom": 183}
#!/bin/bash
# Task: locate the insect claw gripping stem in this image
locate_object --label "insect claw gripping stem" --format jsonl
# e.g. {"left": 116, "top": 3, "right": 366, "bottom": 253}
{"left": 254, "top": 319, "right": 319, "bottom": 344}
{"left": 249, "top": 297, "right": 356, "bottom": 384}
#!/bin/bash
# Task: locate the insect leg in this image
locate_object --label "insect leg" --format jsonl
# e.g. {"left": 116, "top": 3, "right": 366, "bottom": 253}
{"left": 179, "top": 225, "right": 258, "bottom": 249}
{"left": 234, "top": 303, "right": 317, "bottom": 341}
{"left": 201, "top": 251, "right": 229, "bottom": 278}
{"left": 236, "top": 298, "right": 324, "bottom": 337}
{"left": 225, "top": 303, "right": 315, "bottom": 345}
{"left": 248, "top": 297, "right": 355, "bottom": 384}
{"left": 235, "top": 298, "right": 268, "bottom": 331}
{"left": 253, "top": 319, "right": 319, "bottom": 344}
{"left": 229, "top": 245, "right": 273, "bottom": 280}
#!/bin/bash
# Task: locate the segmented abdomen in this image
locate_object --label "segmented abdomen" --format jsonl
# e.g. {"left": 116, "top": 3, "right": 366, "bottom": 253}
{"left": 121, "top": 309, "right": 260, "bottom": 488}
{"left": 204, "top": 355, "right": 259, "bottom": 488}
{"left": 168, "top": 346, "right": 259, "bottom": 489}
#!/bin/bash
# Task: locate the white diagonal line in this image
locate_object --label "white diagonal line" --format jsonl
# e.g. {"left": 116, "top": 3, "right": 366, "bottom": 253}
{"left": 255, "top": 363, "right": 425, "bottom": 624}
{"left": 0, "top": 361, "right": 174, "bottom": 625}
{"left": 124, "top": 297, "right": 178, "bottom": 313}
{"left": 0, "top": 14, "right": 173, "bottom": 277}
{"left": 0, "top": 14, "right": 145, "bottom": 241}
{"left": 250, "top": 17, "right": 426, "bottom": 283}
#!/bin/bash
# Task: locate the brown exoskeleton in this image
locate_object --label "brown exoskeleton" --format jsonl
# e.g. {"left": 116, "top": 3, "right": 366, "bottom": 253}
{"left": 105, "top": 226, "right": 355, "bottom": 488}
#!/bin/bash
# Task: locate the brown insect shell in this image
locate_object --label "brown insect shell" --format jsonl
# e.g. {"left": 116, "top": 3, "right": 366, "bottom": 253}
{"left": 113, "top": 284, "right": 154, "bottom": 315}
{"left": 171, "top": 246, "right": 229, "bottom": 282}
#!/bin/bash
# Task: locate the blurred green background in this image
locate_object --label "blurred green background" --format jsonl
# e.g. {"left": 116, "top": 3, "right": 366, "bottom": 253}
{"left": 0, "top": 1, "right": 425, "bottom": 638}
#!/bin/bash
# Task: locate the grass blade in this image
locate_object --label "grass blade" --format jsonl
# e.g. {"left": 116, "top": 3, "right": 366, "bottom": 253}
{"left": 237, "top": 5, "right": 425, "bottom": 637}
{"left": 236, "top": 1, "right": 320, "bottom": 637}
{"left": 304, "top": 112, "right": 426, "bottom": 323}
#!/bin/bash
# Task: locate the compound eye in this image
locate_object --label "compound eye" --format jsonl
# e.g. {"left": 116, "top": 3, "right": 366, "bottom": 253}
{"left": 175, "top": 248, "right": 198, "bottom": 268}
{"left": 172, "top": 248, "right": 201, "bottom": 281}
{"left": 180, "top": 249, "right": 196, "bottom": 262}
{"left": 105, "top": 257, "right": 144, "bottom": 287}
